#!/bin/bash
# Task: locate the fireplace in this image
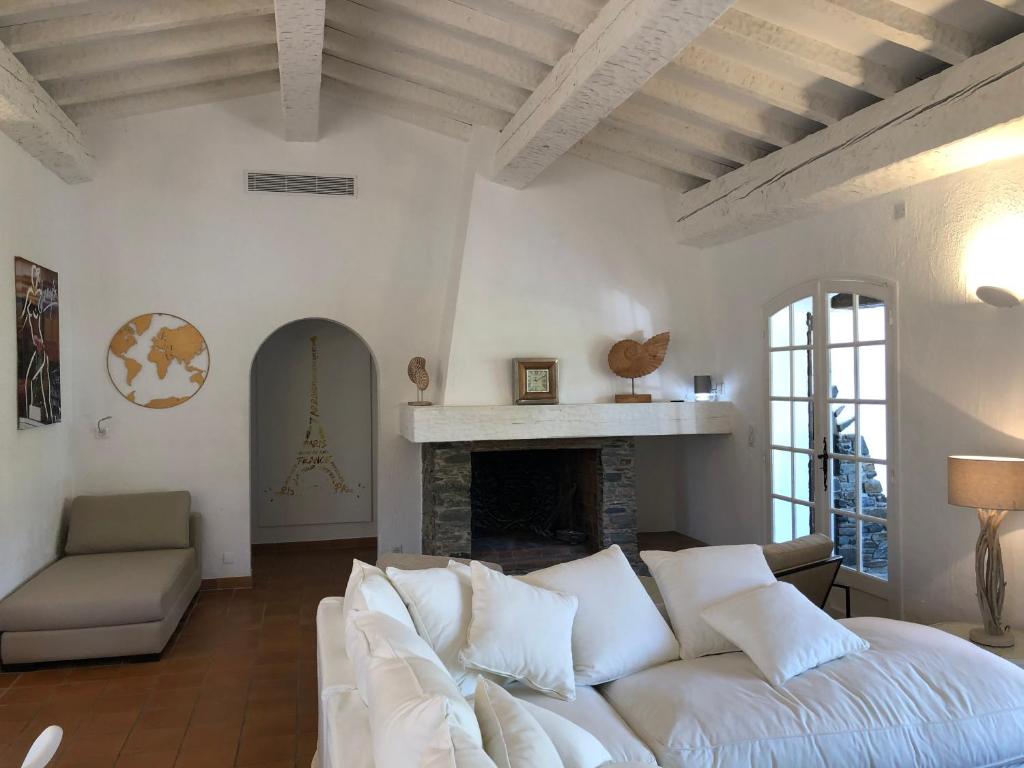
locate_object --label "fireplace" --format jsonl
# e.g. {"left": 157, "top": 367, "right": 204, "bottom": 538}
{"left": 421, "top": 438, "right": 638, "bottom": 573}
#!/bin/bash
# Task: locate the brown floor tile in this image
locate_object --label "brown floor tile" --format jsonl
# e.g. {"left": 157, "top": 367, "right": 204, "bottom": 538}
{"left": 122, "top": 724, "right": 186, "bottom": 755}
{"left": 116, "top": 750, "right": 179, "bottom": 768}
{"left": 235, "top": 732, "right": 296, "bottom": 766}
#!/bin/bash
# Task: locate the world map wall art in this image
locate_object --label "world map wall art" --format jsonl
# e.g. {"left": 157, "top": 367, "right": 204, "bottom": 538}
{"left": 15, "top": 257, "right": 60, "bottom": 429}
{"left": 107, "top": 313, "right": 210, "bottom": 409}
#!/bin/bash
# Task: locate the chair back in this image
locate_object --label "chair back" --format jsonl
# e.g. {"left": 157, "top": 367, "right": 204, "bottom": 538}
{"left": 21, "top": 725, "right": 62, "bottom": 768}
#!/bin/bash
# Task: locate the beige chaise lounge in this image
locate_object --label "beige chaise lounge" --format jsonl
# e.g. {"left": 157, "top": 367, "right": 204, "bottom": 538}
{"left": 0, "top": 491, "right": 201, "bottom": 666}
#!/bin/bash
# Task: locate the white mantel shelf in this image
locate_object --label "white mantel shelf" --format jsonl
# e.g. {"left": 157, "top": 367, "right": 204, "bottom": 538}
{"left": 399, "top": 402, "right": 734, "bottom": 443}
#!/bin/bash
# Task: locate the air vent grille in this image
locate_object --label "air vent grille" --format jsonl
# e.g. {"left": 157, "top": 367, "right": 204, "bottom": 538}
{"left": 247, "top": 171, "right": 356, "bottom": 197}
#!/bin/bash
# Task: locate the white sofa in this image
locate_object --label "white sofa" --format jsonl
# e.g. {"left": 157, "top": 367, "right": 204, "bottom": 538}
{"left": 315, "top": 551, "right": 1024, "bottom": 768}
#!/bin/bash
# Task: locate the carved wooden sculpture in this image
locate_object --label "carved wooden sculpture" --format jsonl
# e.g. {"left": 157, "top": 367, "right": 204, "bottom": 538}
{"left": 608, "top": 331, "right": 670, "bottom": 403}
{"left": 407, "top": 356, "right": 432, "bottom": 406}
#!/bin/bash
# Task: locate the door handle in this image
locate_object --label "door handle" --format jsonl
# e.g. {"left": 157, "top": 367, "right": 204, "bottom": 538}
{"left": 816, "top": 437, "right": 830, "bottom": 492}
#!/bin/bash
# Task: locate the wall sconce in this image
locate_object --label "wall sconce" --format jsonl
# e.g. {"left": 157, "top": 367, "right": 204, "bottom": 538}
{"left": 967, "top": 213, "right": 1024, "bottom": 308}
{"left": 976, "top": 285, "right": 1022, "bottom": 308}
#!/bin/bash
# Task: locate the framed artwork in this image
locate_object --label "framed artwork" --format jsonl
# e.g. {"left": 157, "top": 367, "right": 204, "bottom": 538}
{"left": 515, "top": 358, "right": 558, "bottom": 405}
{"left": 15, "top": 257, "right": 60, "bottom": 429}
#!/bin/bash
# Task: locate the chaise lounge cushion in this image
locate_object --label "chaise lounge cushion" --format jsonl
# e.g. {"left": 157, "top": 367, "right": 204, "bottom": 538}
{"left": 64, "top": 491, "right": 191, "bottom": 555}
{"left": 0, "top": 549, "right": 197, "bottom": 632}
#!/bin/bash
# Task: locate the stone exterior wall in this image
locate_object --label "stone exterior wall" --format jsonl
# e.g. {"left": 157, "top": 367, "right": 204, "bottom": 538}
{"left": 421, "top": 437, "right": 639, "bottom": 570}
{"left": 833, "top": 433, "right": 888, "bottom": 578}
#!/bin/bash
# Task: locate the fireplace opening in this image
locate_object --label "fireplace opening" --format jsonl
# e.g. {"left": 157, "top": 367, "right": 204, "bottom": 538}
{"left": 471, "top": 448, "right": 601, "bottom": 572}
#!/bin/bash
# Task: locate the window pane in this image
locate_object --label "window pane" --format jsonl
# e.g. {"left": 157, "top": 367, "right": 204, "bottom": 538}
{"left": 831, "top": 457, "right": 856, "bottom": 512}
{"left": 771, "top": 351, "right": 791, "bottom": 397}
{"left": 795, "top": 502, "right": 812, "bottom": 538}
{"left": 833, "top": 514, "right": 859, "bottom": 571}
{"left": 772, "top": 450, "right": 793, "bottom": 498}
{"left": 829, "top": 347, "right": 855, "bottom": 401}
{"left": 793, "top": 400, "right": 812, "bottom": 451}
{"left": 792, "top": 349, "right": 812, "bottom": 398}
{"left": 858, "top": 296, "right": 886, "bottom": 342}
{"left": 770, "top": 307, "right": 790, "bottom": 348}
{"left": 791, "top": 296, "right": 813, "bottom": 347}
{"left": 862, "top": 520, "right": 888, "bottom": 579}
{"left": 862, "top": 462, "right": 888, "bottom": 519}
{"left": 858, "top": 345, "right": 886, "bottom": 400}
{"left": 829, "top": 293, "right": 854, "bottom": 344}
{"left": 773, "top": 498, "right": 794, "bottom": 543}
{"left": 771, "top": 401, "right": 792, "bottom": 447}
{"left": 794, "top": 453, "right": 812, "bottom": 502}
{"left": 858, "top": 404, "right": 887, "bottom": 460}
{"left": 831, "top": 403, "right": 855, "bottom": 456}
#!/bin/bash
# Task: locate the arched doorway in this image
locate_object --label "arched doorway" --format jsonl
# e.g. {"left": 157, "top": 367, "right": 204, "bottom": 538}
{"left": 250, "top": 318, "right": 376, "bottom": 545}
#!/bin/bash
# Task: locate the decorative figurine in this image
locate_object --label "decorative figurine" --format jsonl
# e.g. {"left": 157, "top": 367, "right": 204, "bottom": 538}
{"left": 608, "top": 331, "right": 670, "bottom": 403}
{"left": 407, "top": 356, "right": 432, "bottom": 406}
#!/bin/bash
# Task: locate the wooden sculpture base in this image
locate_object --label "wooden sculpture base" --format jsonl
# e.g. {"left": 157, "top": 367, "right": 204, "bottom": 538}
{"left": 615, "top": 394, "right": 652, "bottom": 404}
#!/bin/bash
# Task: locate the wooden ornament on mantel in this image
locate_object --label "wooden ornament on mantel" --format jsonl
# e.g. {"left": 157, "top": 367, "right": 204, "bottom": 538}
{"left": 407, "top": 357, "right": 432, "bottom": 406}
{"left": 608, "top": 332, "right": 670, "bottom": 404}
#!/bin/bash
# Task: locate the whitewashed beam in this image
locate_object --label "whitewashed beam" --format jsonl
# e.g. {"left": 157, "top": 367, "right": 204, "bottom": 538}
{"left": 20, "top": 17, "right": 277, "bottom": 83}
{"left": 323, "top": 28, "right": 527, "bottom": 113}
{"left": 360, "top": 0, "right": 569, "bottom": 66}
{"left": 273, "top": 0, "right": 325, "bottom": 141}
{"left": 325, "top": 0, "right": 548, "bottom": 91}
{"left": 708, "top": 10, "right": 913, "bottom": 98}
{"left": 496, "top": 0, "right": 598, "bottom": 34}
{"left": 674, "top": 33, "right": 1024, "bottom": 247}
{"left": 609, "top": 99, "right": 767, "bottom": 164}
{"left": 0, "top": 0, "right": 274, "bottom": 54}
{"left": 48, "top": 47, "right": 279, "bottom": 106}
{"left": 64, "top": 71, "right": 280, "bottom": 122}
{"left": 570, "top": 139, "right": 704, "bottom": 191}
{"left": 671, "top": 47, "right": 851, "bottom": 125}
{"left": 983, "top": 0, "right": 1023, "bottom": 13}
{"left": 322, "top": 55, "right": 511, "bottom": 129}
{"left": 0, "top": 37, "right": 91, "bottom": 182}
{"left": 638, "top": 79, "right": 805, "bottom": 146}
{"left": 587, "top": 122, "right": 733, "bottom": 179}
{"left": 0, "top": 0, "right": 92, "bottom": 18}
{"left": 807, "top": 0, "right": 985, "bottom": 65}
{"left": 494, "top": 0, "right": 736, "bottom": 189}
{"left": 322, "top": 77, "right": 472, "bottom": 140}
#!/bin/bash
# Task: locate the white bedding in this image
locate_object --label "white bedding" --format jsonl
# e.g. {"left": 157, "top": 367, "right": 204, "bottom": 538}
{"left": 601, "top": 617, "right": 1024, "bottom": 768}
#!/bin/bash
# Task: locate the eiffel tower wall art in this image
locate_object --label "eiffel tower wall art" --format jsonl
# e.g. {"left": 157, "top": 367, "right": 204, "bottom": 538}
{"left": 251, "top": 320, "right": 373, "bottom": 540}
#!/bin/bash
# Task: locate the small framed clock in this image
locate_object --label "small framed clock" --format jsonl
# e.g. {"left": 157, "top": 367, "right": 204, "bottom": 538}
{"left": 514, "top": 358, "right": 559, "bottom": 405}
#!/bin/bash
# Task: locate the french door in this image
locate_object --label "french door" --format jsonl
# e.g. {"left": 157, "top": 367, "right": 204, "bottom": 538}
{"left": 767, "top": 279, "right": 898, "bottom": 599}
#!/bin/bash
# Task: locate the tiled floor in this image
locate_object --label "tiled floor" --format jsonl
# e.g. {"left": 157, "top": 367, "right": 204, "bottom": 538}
{"left": 0, "top": 543, "right": 375, "bottom": 768}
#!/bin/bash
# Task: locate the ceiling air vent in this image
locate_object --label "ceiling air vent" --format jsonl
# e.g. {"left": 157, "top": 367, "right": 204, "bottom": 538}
{"left": 247, "top": 171, "right": 356, "bottom": 197}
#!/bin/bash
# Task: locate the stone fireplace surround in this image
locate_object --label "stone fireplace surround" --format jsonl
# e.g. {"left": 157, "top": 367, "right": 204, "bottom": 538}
{"left": 421, "top": 437, "right": 639, "bottom": 572}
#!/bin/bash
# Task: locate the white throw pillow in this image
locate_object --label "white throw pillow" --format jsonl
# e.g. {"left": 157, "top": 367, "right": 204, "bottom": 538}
{"left": 474, "top": 678, "right": 562, "bottom": 768}
{"left": 461, "top": 561, "right": 578, "bottom": 700}
{"left": 701, "top": 580, "right": 870, "bottom": 686}
{"left": 518, "top": 699, "right": 613, "bottom": 768}
{"left": 521, "top": 545, "right": 678, "bottom": 684}
{"left": 386, "top": 562, "right": 477, "bottom": 695}
{"left": 641, "top": 545, "right": 776, "bottom": 659}
{"left": 343, "top": 559, "right": 383, "bottom": 626}
{"left": 347, "top": 572, "right": 416, "bottom": 631}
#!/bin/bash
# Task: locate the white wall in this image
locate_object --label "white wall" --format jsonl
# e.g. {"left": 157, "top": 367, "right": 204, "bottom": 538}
{"left": 0, "top": 132, "right": 83, "bottom": 600}
{"left": 676, "top": 155, "right": 1024, "bottom": 625}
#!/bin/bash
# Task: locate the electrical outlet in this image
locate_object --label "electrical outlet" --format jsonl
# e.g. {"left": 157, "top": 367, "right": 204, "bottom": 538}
{"left": 222, "top": 551, "right": 235, "bottom": 565}
{"left": 391, "top": 545, "right": 404, "bottom": 554}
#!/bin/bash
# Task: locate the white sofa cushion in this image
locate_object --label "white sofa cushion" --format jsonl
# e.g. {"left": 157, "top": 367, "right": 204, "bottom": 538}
{"left": 387, "top": 562, "right": 477, "bottom": 695}
{"left": 508, "top": 684, "right": 657, "bottom": 765}
{"left": 602, "top": 617, "right": 1024, "bottom": 768}
{"left": 347, "top": 572, "right": 416, "bottom": 631}
{"left": 461, "top": 561, "right": 578, "bottom": 701}
{"left": 519, "top": 699, "right": 613, "bottom": 768}
{"left": 521, "top": 545, "right": 678, "bottom": 685}
{"left": 342, "top": 559, "right": 382, "bottom": 627}
{"left": 641, "top": 545, "right": 775, "bottom": 659}
{"left": 475, "top": 678, "right": 562, "bottom": 768}
{"left": 701, "top": 581, "right": 869, "bottom": 685}
{"left": 321, "top": 688, "right": 374, "bottom": 768}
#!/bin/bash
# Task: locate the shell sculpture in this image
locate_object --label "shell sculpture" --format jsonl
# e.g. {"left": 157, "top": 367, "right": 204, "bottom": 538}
{"left": 407, "top": 357, "right": 432, "bottom": 406}
{"left": 608, "top": 332, "right": 671, "bottom": 379}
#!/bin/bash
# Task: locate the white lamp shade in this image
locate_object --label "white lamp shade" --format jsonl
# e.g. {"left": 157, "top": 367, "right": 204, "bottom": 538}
{"left": 948, "top": 456, "right": 1024, "bottom": 511}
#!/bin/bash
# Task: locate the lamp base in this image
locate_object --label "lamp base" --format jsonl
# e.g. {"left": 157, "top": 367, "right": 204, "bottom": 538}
{"left": 969, "top": 626, "right": 1015, "bottom": 648}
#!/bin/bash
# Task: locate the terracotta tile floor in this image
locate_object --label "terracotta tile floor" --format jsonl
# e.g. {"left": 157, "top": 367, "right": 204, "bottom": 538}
{"left": 0, "top": 544, "right": 375, "bottom": 768}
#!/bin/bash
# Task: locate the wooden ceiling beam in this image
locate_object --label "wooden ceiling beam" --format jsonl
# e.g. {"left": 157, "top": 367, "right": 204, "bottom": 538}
{"left": 64, "top": 71, "right": 280, "bottom": 121}
{"left": 494, "top": 0, "right": 736, "bottom": 189}
{"left": 20, "top": 17, "right": 277, "bottom": 83}
{"left": 0, "top": 0, "right": 92, "bottom": 19}
{"left": 674, "top": 33, "right": 1024, "bottom": 247}
{"left": 708, "top": 10, "right": 914, "bottom": 98}
{"left": 325, "top": 0, "right": 548, "bottom": 91}
{"left": 47, "top": 47, "right": 279, "bottom": 106}
{"left": 0, "top": 37, "right": 91, "bottom": 182}
{"left": 806, "top": 0, "right": 985, "bottom": 64}
{"left": 322, "top": 77, "right": 473, "bottom": 140}
{"left": 982, "top": 0, "right": 1023, "bottom": 13}
{"left": 0, "top": 0, "right": 274, "bottom": 53}
{"left": 570, "top": 140, "right": 705, "bottom": 192}
{"left": 273, "top": 0, "right": 325, "bottom": 141}
{"left": 494, "top": 0, "right": 598, "bottom": 34}
{"left": 586, "top": 122, "right": 734, "bottom": 180}
{"left": 323, "top": 28, "right": 528, "bottom": 114}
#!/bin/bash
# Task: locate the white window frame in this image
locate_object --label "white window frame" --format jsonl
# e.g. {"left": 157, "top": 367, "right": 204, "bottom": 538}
{"left": 763, "top": 277, "right": 901, "bottom": 608}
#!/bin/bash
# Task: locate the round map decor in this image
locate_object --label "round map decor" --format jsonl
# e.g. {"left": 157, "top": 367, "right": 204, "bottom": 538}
{"left": 107, "top": 313, "right": 210, "bottom": 409}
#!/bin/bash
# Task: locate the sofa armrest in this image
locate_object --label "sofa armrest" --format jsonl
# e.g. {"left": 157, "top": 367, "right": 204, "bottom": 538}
{"left": 376, "top": 553, "right": 502, "bottom": 573}
{"left": 189, "top": 512, "right": 202, "bottom": 576}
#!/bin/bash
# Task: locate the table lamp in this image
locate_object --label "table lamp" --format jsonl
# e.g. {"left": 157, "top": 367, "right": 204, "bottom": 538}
{"left": 948, "top": 456, "right": 1024, "bottom": 647}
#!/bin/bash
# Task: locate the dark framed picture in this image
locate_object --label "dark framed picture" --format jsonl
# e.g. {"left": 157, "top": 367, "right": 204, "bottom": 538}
{"left": 514, "top": 358, "right": 558, "bottom": 405}
{"left": 15, "top": 257, "right": 60, "bottom": 429}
